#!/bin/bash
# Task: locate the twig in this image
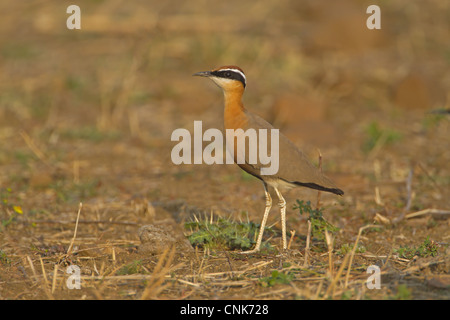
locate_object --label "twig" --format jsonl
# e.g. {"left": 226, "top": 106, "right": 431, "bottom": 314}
{"left": 51, "top": 264, "right": 58, "bottom": 294}
{"left": 404, "top": 168, "right": 414, "bottom": 213}
{"left": 393, "top": 168, "right": 414, "bottom": 224}
{"left": 362, "top": 253, "right": 409, "bottom": 263}
{"left": 405, "top": 208, "right": 450, "bottom": 219}
{"left": 20, "top": 130, "right": 49, "bottom": 165}
{"left": 374, "top": 186, "right": 383, "bottom": 206}
{"left": 367, "top": 132, "right": 390, "bottom": 160}
{"left": 176, "top": 278, "right": 201, "bottom": 288}
{"left": 30, "top": 219, "right": 139, "bottom": 226}
{"left": 325, "top": 252, "right": 351, "bottom": 298}
{"left": 183, "top": 260, "right": 274, "bottom": 280}
{"left": 345, "top": 224, "right": 380, "bottom": 288}
{"left": 39, "top": 257, "right": 49, "bottom": 286}
{"left": 403, "top": 257, "right": 448, "bottom": 273}
{"left": 67, "top": 202, "right": 82, "bottom": 256}
{"left": 140, "top": 246, "right": 176, "bottom": 300}
{"left": 39, "top": 257, "right": 54, "bottom": 300}
{"left": 374, "top": 212, "right": 391, "bottom": 225}
{"left": 325, "top": 230, "right": 334, "bottom": 279}
{"left": 287, "top": 230, "right": 295, "bottom": 250}
{"left": 314, "top": 279, "right": 324, "bottom": 299}
{"left": 26, "top": 256, "right": 37, "bottom": 282}
{"left": 417, "top": 162, "right": 440, "bottom": 190}
{"left": 304, "top": 150, "right": 322, "bottom": 268}
{"left": 303, "top": 220, "right": 312, "bottom": 267}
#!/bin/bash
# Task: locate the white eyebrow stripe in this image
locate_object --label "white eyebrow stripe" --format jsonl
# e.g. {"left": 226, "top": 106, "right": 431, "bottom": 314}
{"left": 219, "top": 68, "right": 246, "bottom": 83}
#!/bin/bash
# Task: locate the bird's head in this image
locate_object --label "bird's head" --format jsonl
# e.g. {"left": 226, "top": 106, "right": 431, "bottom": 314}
{"left": 193, "top": 66, "right": 246, "bottom": 92}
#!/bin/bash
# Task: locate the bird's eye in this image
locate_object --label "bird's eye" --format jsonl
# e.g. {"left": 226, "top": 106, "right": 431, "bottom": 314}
{"left": 224, "top": 72, "right": 231, "bottom": 78}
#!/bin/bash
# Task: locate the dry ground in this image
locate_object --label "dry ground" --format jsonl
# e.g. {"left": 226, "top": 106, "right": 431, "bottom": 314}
{"left": 0, "top": 0, "right": 449, "bottom": 300}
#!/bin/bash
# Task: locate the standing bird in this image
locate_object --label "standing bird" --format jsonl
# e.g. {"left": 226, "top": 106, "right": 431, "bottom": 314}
{"left": 193, "top": 66, "right": 343, "bottom": 253}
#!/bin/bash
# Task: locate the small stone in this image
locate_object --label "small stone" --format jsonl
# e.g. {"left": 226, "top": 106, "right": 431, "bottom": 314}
{"left": 138, "top": 224, "right": 192, "bottom": 255}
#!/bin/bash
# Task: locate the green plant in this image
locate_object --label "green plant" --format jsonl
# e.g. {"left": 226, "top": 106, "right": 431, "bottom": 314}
{"left": 337, "top": 243, "right": 366, "bottom": 256}
{"left": 362, "top": 121, "right": 402, "bottom": 154}
{"left": 422, "top": 114, "right": 445, "bottom": 131}
{"left": 1, "top": 188, "right": 24, "bottom": 229}
{"left": 61, "top": 126, "right": 121, "bottom": 143}
{"left": 116, "top": 260, "right": 145, "bottom": 275}
{"left": 51, "top": 179, "right": 100, "bottom": 203}
{"left": 394, "top": 236, "right": 439, "bottom": 259}
{"left": 14, "top": 151, "right": 33, "bottom": 168}
{"left": 392, "top": 284, "right": 412, "bottom": 300}
{"left": 259, "top": 270, "right": 294, "bottom": 287}
{"left": 293, "top": 200, "right": 339, "bottom": 241}
{"left": 340, "top": 290, "right": 354, "bottom": 300}
{"left": 185, "top": 216, "right": 274, "bottom": 251}
{"left": 0, "top": 250, "right": 11, "bottom": 266}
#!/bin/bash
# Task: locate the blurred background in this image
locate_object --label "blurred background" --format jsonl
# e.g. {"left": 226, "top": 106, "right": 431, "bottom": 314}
{"left": 0, "top": 0, "right": 449, "bottom": 300}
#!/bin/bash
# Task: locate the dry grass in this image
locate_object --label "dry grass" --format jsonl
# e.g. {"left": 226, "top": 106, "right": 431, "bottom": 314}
{"left": 0, "top": 0, "right": 449, "bottom": 300}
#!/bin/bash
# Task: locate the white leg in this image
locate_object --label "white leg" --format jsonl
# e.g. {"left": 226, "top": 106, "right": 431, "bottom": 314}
{"left": 240, "top": 183, "right": 272, "bottom": 254}
{"left": 274, "top": 187, "right": 287, "bottom": 250}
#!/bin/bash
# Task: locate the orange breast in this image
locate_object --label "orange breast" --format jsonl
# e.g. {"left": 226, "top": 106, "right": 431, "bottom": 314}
{"left": 224, "top": 101, "right": 250, "bottom": 165}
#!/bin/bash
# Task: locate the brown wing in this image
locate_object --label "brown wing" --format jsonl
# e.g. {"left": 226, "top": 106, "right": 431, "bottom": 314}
{"left": 236, "top": 111, "right": 343, "bottom": 195}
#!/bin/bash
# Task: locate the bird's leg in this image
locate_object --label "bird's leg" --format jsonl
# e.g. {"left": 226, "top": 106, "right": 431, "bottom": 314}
{"left": 274, "top": 187, "right": 287, "bottom": 251}
{"left": 240, "top": 184, "right": 272, "bottom": 254}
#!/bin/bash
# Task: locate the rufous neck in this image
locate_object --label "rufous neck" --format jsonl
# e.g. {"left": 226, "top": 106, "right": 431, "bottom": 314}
{"left": 223, "top": 88, "right": 245, "bottom": 113}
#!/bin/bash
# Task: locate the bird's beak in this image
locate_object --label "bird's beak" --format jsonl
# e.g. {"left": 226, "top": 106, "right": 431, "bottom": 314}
{"left": 193, "top": 71, "right": 212, "bottom": 77}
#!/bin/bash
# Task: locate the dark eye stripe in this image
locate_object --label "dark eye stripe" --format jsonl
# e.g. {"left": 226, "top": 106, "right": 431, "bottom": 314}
{"left": 211, "top": 70, "right": 246, "bottom": 87}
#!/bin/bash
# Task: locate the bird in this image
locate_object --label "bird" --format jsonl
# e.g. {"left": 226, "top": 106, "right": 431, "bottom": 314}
{"left": 193, "top": 65, "right": 344, "bottom": 254}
